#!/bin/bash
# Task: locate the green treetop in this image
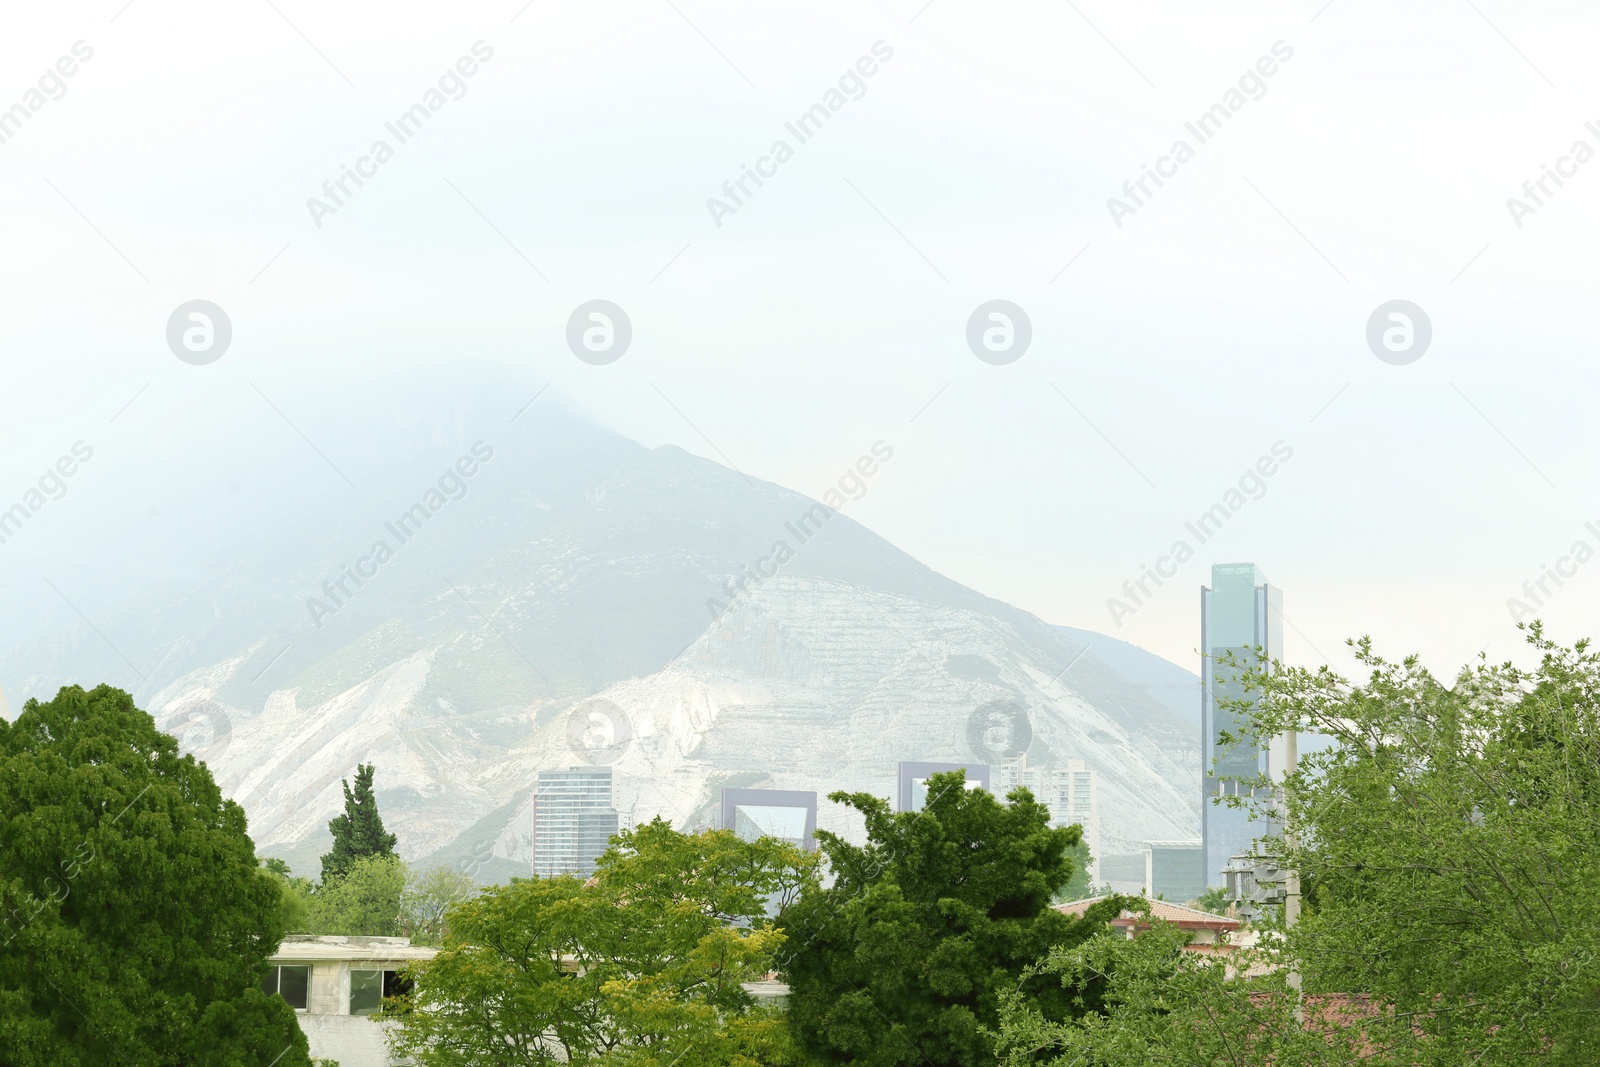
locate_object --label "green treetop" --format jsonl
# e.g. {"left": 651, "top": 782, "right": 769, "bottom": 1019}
{"left": 1015, "top": 626, "right": 1600, "bottom": 1066}
{"left": 0, "top": 684, "right": 311, "bottom": 1066}
{"left": 320, "top": 761, "right": 397, "bottom": 885}
{"left": 778, "top": 771, "right": 1104, "bottom": 1066}
{"left": 387, "top": 818, "right": 817, "bottom": 1066}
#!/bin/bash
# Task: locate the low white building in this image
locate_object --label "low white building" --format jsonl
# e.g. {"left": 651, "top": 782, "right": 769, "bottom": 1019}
{"left": 263, "top": 935, "right": 437, "bottom": 1067}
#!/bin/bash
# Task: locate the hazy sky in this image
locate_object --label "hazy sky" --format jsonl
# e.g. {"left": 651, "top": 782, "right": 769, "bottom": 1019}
{"left": 5, "top": 0, "right": 1600, "bottom": 683}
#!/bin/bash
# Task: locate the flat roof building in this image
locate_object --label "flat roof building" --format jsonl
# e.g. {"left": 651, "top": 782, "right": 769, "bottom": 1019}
{"left": 263, "top": 935, "right": 436, "bottom": 1066}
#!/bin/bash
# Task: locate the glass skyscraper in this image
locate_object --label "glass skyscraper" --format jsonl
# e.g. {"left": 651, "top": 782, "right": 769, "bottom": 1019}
{"left": 533, "top": 766, "right": 619, "bottom": 878}
{"left": 1200, "top": 563, "right": 1283, "bottom": 890}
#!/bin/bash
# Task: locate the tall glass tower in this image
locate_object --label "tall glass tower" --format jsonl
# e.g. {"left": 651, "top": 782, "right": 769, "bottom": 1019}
{"left": 1200, "top": 563, "right": 1283, "bottom": 890}
{"left": 533, "top": 766, "right": 619, "bottom": 878}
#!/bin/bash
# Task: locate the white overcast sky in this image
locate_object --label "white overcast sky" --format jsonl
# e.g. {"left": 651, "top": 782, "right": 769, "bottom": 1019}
{"left": 4, "top": 0, "right": 1600, "bottom": 682}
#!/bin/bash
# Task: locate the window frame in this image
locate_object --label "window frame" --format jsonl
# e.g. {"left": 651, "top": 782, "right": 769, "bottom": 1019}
{"left": 260, "top": 964, "right": 311, "bottom": 1012}
{"left": 349, "top": 966, "right": 414, "bottom": 1016}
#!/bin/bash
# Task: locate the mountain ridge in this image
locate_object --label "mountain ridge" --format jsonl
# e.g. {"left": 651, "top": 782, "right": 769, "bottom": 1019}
{"left": 0, "top": 372, "right": 1200, "bottom": 879}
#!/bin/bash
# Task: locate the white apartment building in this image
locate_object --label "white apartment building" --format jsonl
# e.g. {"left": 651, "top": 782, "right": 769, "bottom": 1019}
{"left": 996, "top": 754, "right": 1100, "bottom": 881}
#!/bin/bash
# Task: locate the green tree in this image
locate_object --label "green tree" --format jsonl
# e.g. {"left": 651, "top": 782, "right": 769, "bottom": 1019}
{"left": 994, "top": 908, "right": 1358, "bottom": 1067}
{"left": 400, "top": 865, "right": 477, "bottom": 947}
{"left": 1185, "top": 885, "right": 1233, "bottom": 918}
{"left": 307, "top": 853, "right": 406, "bottom": 936}
{"left": 261, "top": 857, "right": 316, "bottom": 934}
{"left": 1052, "top": 840, "right": 1096, "bottom": 904}
{"left": 0, "top": 684, "right": 311, "bottom": 1066}
{"left": 387, "top": 818, "right": 817, "bottom": 1065}
{"left": 778, "top": 772, "right": 1100, "bottom": 1067}
{"left": 321, "top": 762, "right": 397, "bottom": 884}
{"left": 1225, "top": 625, "right": 1600, "bottom": 1064}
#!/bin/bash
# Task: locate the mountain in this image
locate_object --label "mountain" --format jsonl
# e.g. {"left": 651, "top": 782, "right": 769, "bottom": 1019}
{"left": 1054, "top": 626, "right": 1202, "bottom": 734}
{"left": 0, "top": 368, "right": 1200, "bottom": 879}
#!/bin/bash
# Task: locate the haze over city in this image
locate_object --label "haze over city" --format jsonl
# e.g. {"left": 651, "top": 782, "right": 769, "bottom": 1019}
{"left": 5, "top": 3, "right": 1600, "bottom": 1065}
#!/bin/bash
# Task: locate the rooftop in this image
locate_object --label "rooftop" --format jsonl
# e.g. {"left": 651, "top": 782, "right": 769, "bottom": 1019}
{"left": 270, "top": 935, "right": 438, "bottom": 962}
{"left": 1056, "top": 895, "right": 1241, "bottom": 931}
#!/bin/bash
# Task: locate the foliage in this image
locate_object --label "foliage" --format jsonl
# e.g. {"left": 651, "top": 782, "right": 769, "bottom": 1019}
{"left": 1051, "top": 840, "right": 1095, "bottom": 904}
{"left": 261, "top": 857, "right": 316, "bottom": 934}
{"left": 399, "top": 864, "right": 477, "bottom": 946}
{"left": 0, "top": 684, "right": 311, "bottom": 1066}
{"left": 307, "top": 853, "right": 406, "bottom": 937}
{"left": 1221, "top": 625, "right": 1600, "bottom": 1063}
{"left": 320, "top": 761, "right": 397, "bottom": 884}
{"left": 778, "top": 771, "right": 1101, "bottom": 1066}
{"left": 386, "top": 818, "right": 818, "bottom": 1065}
{"left": 1186, "top": 885, "right": 1234, "bottom": 918}
{"left": 994, "top": 909, "right": 1361, "bottom": 1066}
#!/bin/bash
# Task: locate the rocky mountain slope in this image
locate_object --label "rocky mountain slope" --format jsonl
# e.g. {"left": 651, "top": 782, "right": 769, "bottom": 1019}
{"left": 0, "top": 372, "right": 1200, "bottom": 879}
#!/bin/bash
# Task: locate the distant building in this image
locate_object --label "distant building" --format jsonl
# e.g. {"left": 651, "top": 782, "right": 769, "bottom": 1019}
{"left": 996, "top": 755, "right": 1099, "bottom": 880}
{"left": 533, "top": 766, "right": 619, "bottom": 878}
{"left": 719, "top": 788, "right": 817, "bottom": 850}
{"left": 895, "top": 761, "right": 990, "bottom": 812}
{"left": 1099, "top": 852, "right": 1148, "bottom": 895}
{"left": 263, "top": 935, "right": 436, "bottom": 1066}
{"left": 1200, "top": 563, "right": 1283, "bottom": 890}
{"left": 1056, "top": 896, "right": 1241, "bottom": 955}
{"left": 1146, "top": 840, "right": 1205, "bottom": 903}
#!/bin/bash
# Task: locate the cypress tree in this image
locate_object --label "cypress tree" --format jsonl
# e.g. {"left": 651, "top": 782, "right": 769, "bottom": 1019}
{"left": 320, "top": 762, "right": 398, "bottom": 884}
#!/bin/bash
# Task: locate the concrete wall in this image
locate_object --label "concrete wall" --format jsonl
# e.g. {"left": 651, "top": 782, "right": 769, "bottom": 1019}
{"left": 298, "top": 1014, "right": 400, "bottom": 1067}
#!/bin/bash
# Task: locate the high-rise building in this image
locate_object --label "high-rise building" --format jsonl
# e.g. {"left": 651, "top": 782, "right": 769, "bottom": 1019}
{"left": 996, "top": 755, "right": 1100, "bottom": 880}
{"left": 533, "top": 766, "right": 619, "bottom": 878}
{"left": 718, "top": 788, "right": 817, "bottom": 850}
{"left": 1200, "top": 563, "right": 1283, "bottom": 890}
{"left": 896, "top": 761, "right": 990, "bottom": 812}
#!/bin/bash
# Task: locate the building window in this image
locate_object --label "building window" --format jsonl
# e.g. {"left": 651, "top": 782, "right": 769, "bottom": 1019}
{"left": 259, "top": 965, "right": 310, "bottom": 1010}
{"left": 349, "top": 968, "right": 413, "bottom": 1016}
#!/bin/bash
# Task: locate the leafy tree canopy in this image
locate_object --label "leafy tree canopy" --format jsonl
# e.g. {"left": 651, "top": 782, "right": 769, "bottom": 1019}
{"left": 994, "top": 908, "right": 1353, "bottom": 1067}
{"left": 260, "top": 857, "right": 315, "bottom": 935}
{"left": 778, "top": 771, "right": 1100, "bottom": 1067}
{"left": 0, "top": 684, "right": 311, "bottom": 1066}
{"left": 399, "top": 864, "right": 476, "bottom": 947}
{"left": 307, "top": 853, "right": 405, "bottom": 937}
{"left": 387, "top": 818, "right": 818, "bottom": 1066}
{"left": 1226, "top": 626, "right": 1600, "bottom": 1064}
